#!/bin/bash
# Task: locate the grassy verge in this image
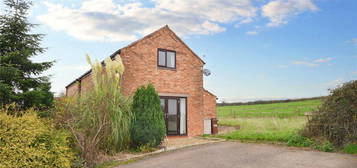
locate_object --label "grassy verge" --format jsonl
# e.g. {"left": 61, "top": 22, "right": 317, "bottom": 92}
{"left": 216, "top": 100, "right": 317, "bottom": 144}
{"left": 95, "top": 159, "right": 136, "bottom": 168}
{"left": 217, "top": 117, "right": 306, "bottom": 142}
{"left": 215, "top": 99, "right": 356, "bottom": 154}
{"left": 215, "top": 117, "right": 337, "bottom": 152}
{"left": 343, "top": 144, "right": 357, "bottom": 154}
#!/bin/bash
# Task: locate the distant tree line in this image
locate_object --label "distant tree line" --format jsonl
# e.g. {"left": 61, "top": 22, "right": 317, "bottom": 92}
{"left": 217, "top": 96, "right": 325, "bottom": 106}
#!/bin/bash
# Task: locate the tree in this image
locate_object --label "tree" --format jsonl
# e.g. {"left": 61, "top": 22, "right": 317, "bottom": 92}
{"left": 0, "top": 0, "right": 54, "bottom": 109}
{"left": 131, "top": 84, "right": 166, "bottom": 148}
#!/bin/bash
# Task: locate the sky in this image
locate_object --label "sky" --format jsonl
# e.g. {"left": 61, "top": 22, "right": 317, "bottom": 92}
{"left": 1, "top": 0, "right": 356, "bottom": 102}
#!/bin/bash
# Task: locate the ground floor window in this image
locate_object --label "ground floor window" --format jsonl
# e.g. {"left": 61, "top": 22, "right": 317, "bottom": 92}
{"left": 160, "top": 96, "right": 187, "bottom": 135}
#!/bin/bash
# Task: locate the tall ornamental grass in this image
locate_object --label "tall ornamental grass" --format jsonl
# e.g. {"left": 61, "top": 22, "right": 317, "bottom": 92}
{"left": 86, "top": 55, "right": 132, "bottom": 152}
{"left": 55, "top": 55, "right": 132, "bottom": 167}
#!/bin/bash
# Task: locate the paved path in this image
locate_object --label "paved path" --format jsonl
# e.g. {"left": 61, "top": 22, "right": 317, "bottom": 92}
{"left": 120, "top": 141, "right": 357, "bottom": 168}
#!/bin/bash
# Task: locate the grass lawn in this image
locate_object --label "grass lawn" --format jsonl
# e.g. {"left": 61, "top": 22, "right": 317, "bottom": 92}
{"left": 216, "top": 99, "right": 322, "bottom": 142}
{"left": 218, "top": 117, "right": 307, "bottom": 142}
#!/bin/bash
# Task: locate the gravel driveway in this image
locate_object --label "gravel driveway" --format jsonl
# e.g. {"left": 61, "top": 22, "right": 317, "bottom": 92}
{"left": 120, "top": 141, "right": 357, "bottom": 168}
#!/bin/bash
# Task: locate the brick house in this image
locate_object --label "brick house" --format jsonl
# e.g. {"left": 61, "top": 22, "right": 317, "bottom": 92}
{"left": 65, "top": 25, "right": 217, "bottom": 136}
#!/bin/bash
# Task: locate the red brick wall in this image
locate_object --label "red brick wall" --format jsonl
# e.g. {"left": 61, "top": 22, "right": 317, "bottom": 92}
{"left": 66, "top": 26, "right": 215, "bottom": 136}
{"left": 203, "top": 90, "right": 217, "bottom": 119}
{"left": 65, "top": 73, "right": 93, "bottom": 97}
{"left": 119, "top": 27, "right": 205, "bottom": 136}
{"left": 80, "top": 74, "right": 93, "bottom": 94}
{"left": 66, "top": 82, "right": 79, "bottom": 97}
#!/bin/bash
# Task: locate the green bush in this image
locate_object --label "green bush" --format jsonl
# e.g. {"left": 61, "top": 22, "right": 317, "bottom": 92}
{"left": 287, "top": 134, "right": 313, "bottom": 147}
{"left": 313, "top": 141, "right": 334, "bottom": 152}
{"left": 0, "top": 110, "right": 75, "bottom": 168}
{"left": 303, "top": 80, "right": 357, "bottom": 146}
{"left": 286, "top": 135, "right": 336, "bottom": 152}
{"left": 131, "top": 84, "right": 166, "bottom": 148}
{"left": 343, "top": 143, "right": 357, "bottom": 154}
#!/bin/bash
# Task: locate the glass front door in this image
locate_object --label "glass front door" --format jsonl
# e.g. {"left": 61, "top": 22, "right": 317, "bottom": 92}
{"left": 167, "top": 99, "right": 178, "bottom": 134}
{"left": 160, "top": 97, "right": 187, "bottom": 135}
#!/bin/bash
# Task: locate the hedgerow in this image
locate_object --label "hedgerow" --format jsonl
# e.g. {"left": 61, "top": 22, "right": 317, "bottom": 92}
{"left": 303, "top": 80, "right": 357, "bottom": 146}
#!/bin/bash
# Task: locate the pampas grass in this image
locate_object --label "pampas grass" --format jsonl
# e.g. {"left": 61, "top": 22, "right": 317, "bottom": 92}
{"left": 85, "top": 54, "right": 132, "bottom": 152}
{"left": 57, "top": 54, "right": 133, "bottom": 167}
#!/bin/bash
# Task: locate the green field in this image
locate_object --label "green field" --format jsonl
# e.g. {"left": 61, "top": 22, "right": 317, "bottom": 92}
{"left": 217, "top": 99, "right": 323, "bottom": 142}
{"left": 218, "top": 99, "right": 322, "bottom": 118}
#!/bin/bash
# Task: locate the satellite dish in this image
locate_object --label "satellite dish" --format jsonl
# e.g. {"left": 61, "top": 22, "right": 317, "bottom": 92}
{"left": 203, "top": 69, "right": 211, "bottom": 76}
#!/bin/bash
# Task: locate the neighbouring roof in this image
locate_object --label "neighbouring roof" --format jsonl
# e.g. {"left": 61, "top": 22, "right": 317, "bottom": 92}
{"left": 204, "top": 89, "right": 217, "bottom": 98}
{"left": 65, "top": 49, "right": 121, "bottom": 88}
{"left": 66, "top": 25, "right": 205, "bottom": 88}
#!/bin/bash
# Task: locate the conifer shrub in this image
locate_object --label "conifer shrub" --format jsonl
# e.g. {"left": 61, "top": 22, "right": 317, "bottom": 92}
{"left": 0, "top": 109, "right": 75, "bottom": 168}
{"left": 303, "top": 80, "right": 357, "bottom": 146}
{"left": 131, "top": 84, "right": 166, "bottom": 148}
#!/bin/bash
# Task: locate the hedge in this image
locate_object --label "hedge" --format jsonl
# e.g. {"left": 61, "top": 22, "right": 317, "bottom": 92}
{"left": 0, "top": 111, "right": 75, "bottom": 168}
{"left": 303, "top": 80, "right": 357, "bottom": 146}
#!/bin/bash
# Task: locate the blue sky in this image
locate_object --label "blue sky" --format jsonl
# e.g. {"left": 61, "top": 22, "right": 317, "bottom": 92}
{"left": 2, "top": 0, "right": 356, "bottom": 102}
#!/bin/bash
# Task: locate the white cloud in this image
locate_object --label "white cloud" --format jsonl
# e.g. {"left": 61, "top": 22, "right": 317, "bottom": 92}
{"left": 262, "top": 0, "right": 318, "bottom": 27}
{"left": 55, "top": 65, "right": 91, "bottom": 72}
{"left": 353, "top": 71, "right": 357, "bottom": 75}
{"left": 246, "top": 31, "right": 258, "bottom": 35}
{"left": 292, "top": 57, "right": 332, "bottom": 67}
{"left": 219, "top": 96, "right": 291, "bottom": 103}
{"left": 234, "top": 18, "right": 254, "bottom": 28}
{"left": 348, "top": 38, "right": 357, "bottom": 46}
{"left": 81, "top": 0, "right": 117, "bottom": 13}
{"left": 322, "top": 79, "right": 345, "bottom": 89}
{"left": 314, "top": 57, "right": 332, "bottom": 63}
{"left": 37, "top": 0, "right": 257, "bottom": 42}
{"left": 36, "top": 0, "right": 322, "bottom": 41}
{"left": 292, "top": 60, "right": 318, "bottom": 67}
{"left": 277, "top": 64, "right": 289, "bottom": 68}
{"left": 153, "top": 0, "right": 257, "bottom": 23}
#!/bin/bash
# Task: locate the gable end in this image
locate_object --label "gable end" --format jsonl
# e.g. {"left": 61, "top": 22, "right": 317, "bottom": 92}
{"left": 65, "top": 25, "right": 205, "bottom": 90}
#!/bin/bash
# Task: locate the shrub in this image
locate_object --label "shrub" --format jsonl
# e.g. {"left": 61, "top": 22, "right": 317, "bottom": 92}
{"left": 343, "top": 143, "right": 357, "bottom": 154}
{"left": 131, "top": 84, "right": 166, "bottom": 148}
{"left": 0, "top": 110, "right": 75, "bottom": 168}
{"left": 54, "top": 55, "right": 132, "bottom": 167}
{"left": 303, "top": 80, "right": 357, "bottom": 146}
{"left": 313, "top": 141, "right": 334, "bottom": 152}
{"left": 287, "top": 134, "right": 313, "bottom": 147}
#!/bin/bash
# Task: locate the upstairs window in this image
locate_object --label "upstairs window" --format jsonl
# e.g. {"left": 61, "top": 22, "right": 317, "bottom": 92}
{"left": 158, "top": 49, "right": 176, "bottom": 69}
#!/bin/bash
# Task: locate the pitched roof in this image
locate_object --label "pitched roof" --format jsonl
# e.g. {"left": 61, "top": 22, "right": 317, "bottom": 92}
{"left": 66, "top": 25, "right": 205, "bottom": 88}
